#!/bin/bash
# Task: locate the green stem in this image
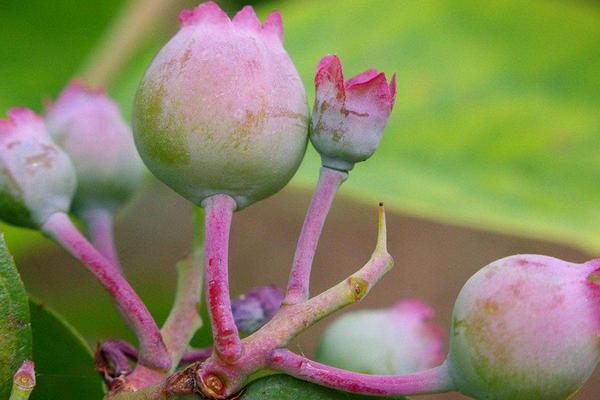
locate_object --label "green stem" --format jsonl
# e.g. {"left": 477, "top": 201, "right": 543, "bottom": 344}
{"left": 161, "top": 250, "right": 204, "bottom": 370}
{"left": 162, "top": 205, "right": 205, "bottom": 370}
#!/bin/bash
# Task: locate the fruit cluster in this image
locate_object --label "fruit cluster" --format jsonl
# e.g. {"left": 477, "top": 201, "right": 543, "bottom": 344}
{"left": 1, "top": 2, "right": 598, "bottom": 400}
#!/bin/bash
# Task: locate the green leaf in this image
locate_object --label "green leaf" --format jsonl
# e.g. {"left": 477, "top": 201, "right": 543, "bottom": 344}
{"left": 0, "top": 233, "right": 32, "bottom": 398}
{"left": 0, "top": 0, "right": 123, "bottom": 112}
{"left": 29, "top": 300, "right": 104, "bottom": 399}
{"left": 240, "top": 374, "right": 407, "bottom": 400}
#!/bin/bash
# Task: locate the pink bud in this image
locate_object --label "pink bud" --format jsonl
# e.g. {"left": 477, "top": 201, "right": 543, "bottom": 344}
{"left": 311, "top": 54, "right": 396, "bottom": 171}
{"left": 317, "top": 299, "right": 444, "bottom": 375}
{"left": 133, "top": 2, "right": 308, "bottom": 209}
{"left": 448, "top": 255, "right": 600, "bottom": 399}
{"left": 11, "top": 359, "right": 36, "bottom": 396}
{"left": 46, "top": 81, "right": 144, "bottom": 214}
{"left": 0, "top": 108, "right": 76, "bottom": 228}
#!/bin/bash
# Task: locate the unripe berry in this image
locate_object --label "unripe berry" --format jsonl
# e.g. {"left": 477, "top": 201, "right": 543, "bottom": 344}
{"left": 133, "top": 2, "right": 308, "bottom": 209}
{"left": 448, "top": 255, "right": 600, "bottom": 400}
{"left": 317, "top": 299, "right": 444, "bottom": 375}
{"left": 0, "top": 108, "right": 76, "bottom": 228}
{"left": 46, "top": 81, "right": 144, "bottom": 214}
{"left": 310, "top": 55, "right": 396, "bottom": 171}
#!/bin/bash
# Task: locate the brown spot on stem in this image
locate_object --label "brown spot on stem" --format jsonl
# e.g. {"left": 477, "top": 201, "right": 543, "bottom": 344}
{"left": 348, "top": 277, "right": 368, "bottom": 301}
{"left": 204, "top": 373, "right": 224, "bottom": 395}
{"left": 165, "top": 362, "right": 201, "bottom": 396}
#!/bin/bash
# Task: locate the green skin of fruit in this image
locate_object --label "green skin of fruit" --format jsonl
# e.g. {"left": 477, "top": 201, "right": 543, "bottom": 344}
{"left": 447, "top": 255, "right": 600, "bottom": 400}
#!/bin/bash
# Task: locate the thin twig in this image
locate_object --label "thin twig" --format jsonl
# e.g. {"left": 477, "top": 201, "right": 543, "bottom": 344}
{"left": 267, "top": 204, "right": 392, "bottom": 346}
{"left": 270, "top": 349, "right": 455, "bottom": 396}
{"left": 284, "top": 167, "right": 347, "bottom": 305}
{"left": 161, "top": 249, "right": 204, "bottom": 370}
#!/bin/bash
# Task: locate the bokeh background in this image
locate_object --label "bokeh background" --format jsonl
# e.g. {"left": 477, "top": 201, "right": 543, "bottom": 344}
{"left": 1, "top": 0, "right": 599, "bottom": 399}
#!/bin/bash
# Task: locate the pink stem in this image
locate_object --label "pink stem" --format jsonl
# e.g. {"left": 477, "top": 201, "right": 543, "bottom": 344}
{"left": 98, "top": 339, "right": 137, "bottom": 377}
{"left": 202, "top": 194, "right": 241, "bottom": 363}
{"left": 179, "top": 347, "right": 213, "bottom": 364}
{"left": 97, "top": 340, "right": 211, "bottom": 369}
{"left": 284, "top": 167, "right": 347, "bottom": 305}
{"left": 80, "top": 208, "right": 122, "bottom": 272}
{"left": 270, "top": 349, "right": 455, "bottom": 396}
{"left": 42, "top": 212, "right": 170, "bottom": 372}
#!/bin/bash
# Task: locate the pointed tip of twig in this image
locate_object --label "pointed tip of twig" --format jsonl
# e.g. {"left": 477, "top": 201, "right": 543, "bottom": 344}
{"left": 376, "top": 202, "right": 387, "bottom": 253}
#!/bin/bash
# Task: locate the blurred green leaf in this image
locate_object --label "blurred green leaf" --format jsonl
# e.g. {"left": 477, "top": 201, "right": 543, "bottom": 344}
{"left": 272, "top": 0, "right": 600, "bottom": 252}
{"left": 29, "top": 300, "right": 104, "bottom": 399}
{"left": 0, "top": 0, "right": 127, "bottom": 256}
{"left": 240, "top": 374, "right": 407, "bottom": 400}
{"left": 0, "top": 0, "right": 123, "bottom": 112}
{"left": 0, "top": 233, "right": 32, "bottom": 398}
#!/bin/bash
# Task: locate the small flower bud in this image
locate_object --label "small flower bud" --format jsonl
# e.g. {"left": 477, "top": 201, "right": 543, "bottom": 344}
{"left": 133, "top": 2, "right": 309, "bottom": 210}
{"left": 310, "top": 55, "right": 396, "bottom": 171}
{"left": 231, "top": 285, "right": 283, "bottom": 335}
{"left": 46, "top": 81, "right": 144, "bottom": 214}
{"left": 0, "top": 108, "right": 76, "bottom": 228}
{"left": 448, "top": 255, "right": 600, "bottom": 400}
{"left": 10, "top": 360, "right": 35, "bottom": 399}
{"left": 317, "top": 299, "right": 444, "bottom": 375}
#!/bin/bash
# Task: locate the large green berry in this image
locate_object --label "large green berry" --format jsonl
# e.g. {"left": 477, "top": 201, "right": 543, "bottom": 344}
{"left": 133, "top": 2, "right": 308, "bottom": 209}
{"left": 448, "top": 255, "right": 600, "bottom": 400}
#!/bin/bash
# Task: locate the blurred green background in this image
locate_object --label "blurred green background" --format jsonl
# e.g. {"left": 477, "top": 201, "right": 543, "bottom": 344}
{"left": 0, "top": 0, "right": 599, "bottom": 399}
